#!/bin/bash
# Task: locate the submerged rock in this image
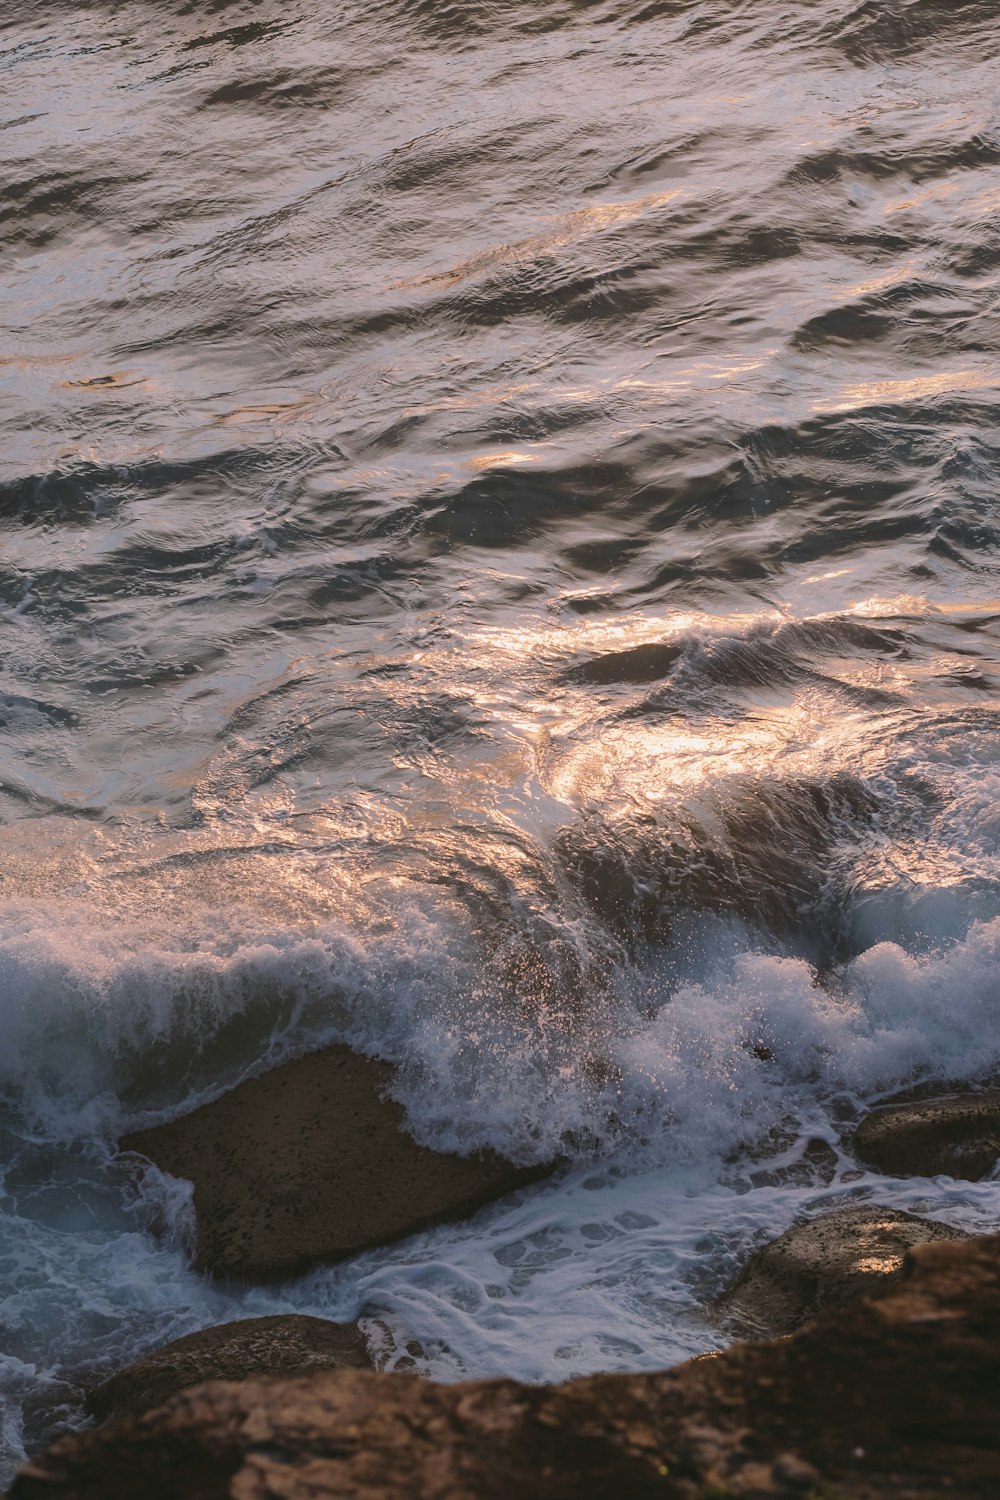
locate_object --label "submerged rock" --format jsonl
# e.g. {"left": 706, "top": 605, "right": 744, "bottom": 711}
{"left": 13, "top": 1235, "right": 1000, "bottom": 1498}
{"left": 86, "top": 1315, "right": 372, "bottom": 1425}
{"left": 854, "top": 1090, "right": 1000, "bottom": 1180}
{"left": 720, "top": 1203, "right": 964, "bottom": 1336}
{"left": 122, "top": 1045, "right": 551, "bottom": 1281}
{"left": 745, "top": 1135, "right": 838, "bottom": 1190}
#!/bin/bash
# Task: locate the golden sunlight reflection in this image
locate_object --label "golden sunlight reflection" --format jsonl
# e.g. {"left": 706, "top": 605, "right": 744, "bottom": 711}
{"left": 968, "top": 185, "right": 1000, "bottom": 217}
{"left": 847, "top": 594, "right": 1000, "bottom": 620}
{"left": 855, "top": 1254, "right": 904, "bottom": 1275}
{"left": 469, "top": 610, "right": 784, "bottom": 665}
{"left": 60, "top": 370, "right": 147, "bottom": 391}
{"left": 467, "top": 451, "right": 538, "bottom": 470}
{"left": 391, "top": 188, "right": 684, "bottom": 293}
{"left": 0, "top": 350, "right": 84, "bottom": 369}
{"left": 546, "top": 710, "right": 839, "bottom": 808}
{"left": 457, "top": 607, "right": 904, "bottom": 813}
{"left": 210, "top": 394, "right": 324, "bottom": 428}
{"left": 803, "top": 567, "right": 855, "bottom": 585}
{"left": 615, "top": 351, "right": 776, "bottom": 391}
{"left": 883, "top": 180, "right": 957, "bottom": 216}
{"left": 5, "top": 594, "right": 984, "bottom": 937}
{"left": 845, "top": 261, "right": 918, "bottom": 299}
{"left": 825, "top": 368, "right": 998, "bottom": 411}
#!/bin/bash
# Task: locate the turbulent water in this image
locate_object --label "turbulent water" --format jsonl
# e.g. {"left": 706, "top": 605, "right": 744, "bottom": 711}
{"left": 2, "top": 0, "right": 1000, "bottom": 1477}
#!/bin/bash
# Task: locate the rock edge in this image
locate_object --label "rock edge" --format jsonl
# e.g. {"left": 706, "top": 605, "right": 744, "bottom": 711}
{"left": 122, "top": 1045, "right": 552, "bottom": 1281}
{"left": 86, "top": 1315, "right": 372, "bottom": 1425}
{"left": 13, "top": 1234, "right": 1000, "bottom": 1499}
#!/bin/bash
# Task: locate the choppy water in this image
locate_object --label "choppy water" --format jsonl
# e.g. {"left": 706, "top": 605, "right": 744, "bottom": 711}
{"left": 3, "top": 0, "right": 1000, "bottom": 1478}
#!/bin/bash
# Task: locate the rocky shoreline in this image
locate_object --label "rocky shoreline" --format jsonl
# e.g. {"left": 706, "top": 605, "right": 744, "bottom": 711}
{"left": 9, "top": 1050, "right": 1000, "bottom": 1497}
{"left": 12, "top": 1234, "right": 1000, "bottom": 1498}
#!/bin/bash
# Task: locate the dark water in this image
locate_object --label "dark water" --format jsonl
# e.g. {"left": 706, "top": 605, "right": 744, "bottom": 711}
{"left": 3, "top": 0, "right": 1000, "bottom": 1479}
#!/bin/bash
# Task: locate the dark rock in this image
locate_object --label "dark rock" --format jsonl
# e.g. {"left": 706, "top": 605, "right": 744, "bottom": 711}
{"left": 720, "top": 1203, "right": 964, "bottom": 1336}
{"left": 854, "top": 1090, "right": 1000, "bottom": 1180}
{"left": 86, "top": 1316, "right": 372, "bottom": 1424}
{"left": 560, "top": 640, "right": 683, "bottom": 686}
{"left": 121, "top": 1045, "right": 551, "bottom": 1281}
{"left": 12, "top": 1235, "right": 1000, "bottom": 1498}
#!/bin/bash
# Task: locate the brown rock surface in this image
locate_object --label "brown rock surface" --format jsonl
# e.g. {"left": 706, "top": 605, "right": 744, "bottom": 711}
{"left": 720, "top": 1203, "right": 964, "bottom": 1335}
{"left": 854, "top": 1090, "right": 1000, "bottom": 1180}
{"left": 11, "top": 1235, "right": 1000, "bottom": 1499}
{"left": 86, "top": 1316, "right": 372, "bottom": 1425}
{"left": 121, "top": 1045, "right": 551, "bottom": 1280}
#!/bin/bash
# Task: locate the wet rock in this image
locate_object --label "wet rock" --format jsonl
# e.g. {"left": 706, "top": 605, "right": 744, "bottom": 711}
{"left": 86, "top": 1315, "right": 372, "bottom": 1424}
{"left": 560, "top": 640, "right": 683, "bottom": 686}
{"left": 746, "top": 1136, "right": 838, "bottom": 1190}
{"left": 555, "top": 771, "right": 883, "bottom": 966}
{"left": 720, "top": 1204, "right": 964, "bottom": 1336}
{"left": 854, "top": 1090, "right": 1000, "bottom": 1180}
{"left": 122, "top": 1045, "right": 551, "bottom": 1281}
{"left": 13, "top": 1235, "right": 1000, "bottom": 1499}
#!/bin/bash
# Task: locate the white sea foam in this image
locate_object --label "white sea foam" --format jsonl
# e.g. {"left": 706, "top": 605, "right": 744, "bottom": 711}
{"left": 2, "top": 889, "right": 1000, "bottom": 1481}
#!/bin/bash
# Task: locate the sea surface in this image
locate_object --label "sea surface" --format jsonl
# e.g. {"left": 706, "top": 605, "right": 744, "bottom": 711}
{"left": 2, "top": 0, "right": 1000, "bottom": 1478}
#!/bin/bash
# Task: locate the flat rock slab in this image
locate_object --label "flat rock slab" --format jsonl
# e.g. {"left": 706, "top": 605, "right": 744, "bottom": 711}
{"left": 721, "top": 1204, "right": 964, "bottom": 1336}
{"left": 87, "top": 1315, "right": 371, "bottom": 1424}
{"left": 122, "top": 1045, "right": 551, "bottom": 1281}
{"left": 854, "top": 1090, "right": 1000, "bottom": 1180}
{"left": 14, "top": 1235, "right": 1000, "bottom": 1499}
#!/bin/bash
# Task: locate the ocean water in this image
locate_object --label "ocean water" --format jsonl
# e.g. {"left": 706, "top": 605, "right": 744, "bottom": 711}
{"left": 3, "top": 0, "right": 1000, "bottom": 1478}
